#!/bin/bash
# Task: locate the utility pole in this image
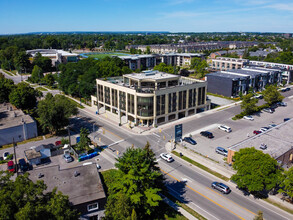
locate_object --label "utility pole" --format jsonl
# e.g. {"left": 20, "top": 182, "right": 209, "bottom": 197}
{"left": 13, "top": 138, "right": 18, "bottom": 177}
{"left": 68, "top": 127, "right": 71, "bottom": 147}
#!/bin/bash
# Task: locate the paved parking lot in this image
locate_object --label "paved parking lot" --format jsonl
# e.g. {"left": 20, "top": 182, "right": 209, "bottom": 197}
{"left": 180, "top": 96, "right": 293, "bottom": 163}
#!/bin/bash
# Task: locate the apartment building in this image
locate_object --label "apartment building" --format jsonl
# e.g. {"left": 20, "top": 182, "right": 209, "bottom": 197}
{"left": 208, "top": 57, "right": 249, "bottom": 71}
{"left": 27, "top": 49, "right": 79, "bottom": 66}
{"left": 205, "top": 67, "right": 282, "bottom": 97}
{"left": 91, "top": 71, "right": 210, "bottom": 127}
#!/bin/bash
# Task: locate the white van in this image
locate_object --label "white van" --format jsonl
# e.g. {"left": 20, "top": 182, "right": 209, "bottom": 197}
{"left": 218, "top": 125, "right": 232, "bottom": 133}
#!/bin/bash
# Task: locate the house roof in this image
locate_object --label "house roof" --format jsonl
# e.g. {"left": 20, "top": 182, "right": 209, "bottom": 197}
{"left": 24, "top": 149, "right": 41, "bottom": 160}
{"left": 28, "top": 164, "right": 106, "bottom": 206}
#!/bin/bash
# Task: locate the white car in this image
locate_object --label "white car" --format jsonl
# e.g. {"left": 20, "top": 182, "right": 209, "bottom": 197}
{"left": 3, "top": 152, "right": 10, "bottom": 160}
{"left": 160, "top": 153, "right": 174, "bottom": 163}
{"left": 259, "top": 127, "right": 269, "bottom": 132}
{"left": 218, "top": 125, "right": 232, "bottom": 133}
{"left": 243, "top": 115, "right": 254, "bottom": 121}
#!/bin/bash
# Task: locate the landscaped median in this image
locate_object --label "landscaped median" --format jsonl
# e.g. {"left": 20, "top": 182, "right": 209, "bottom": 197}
{"left": 172, "top": 151, "right": 230, "bottom": 182}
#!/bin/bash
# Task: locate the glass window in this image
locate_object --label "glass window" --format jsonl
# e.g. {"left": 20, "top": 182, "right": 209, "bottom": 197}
{"left": 137, "top": 96, "right": 154, "bottom": 117}
{"left": 87, "top": 203, "right": 99, "bottom": 211}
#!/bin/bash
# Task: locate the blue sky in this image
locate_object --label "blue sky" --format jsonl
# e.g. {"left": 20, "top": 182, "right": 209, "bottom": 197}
{"left": 0, "top": 0, "right": 292, "bottom": 34}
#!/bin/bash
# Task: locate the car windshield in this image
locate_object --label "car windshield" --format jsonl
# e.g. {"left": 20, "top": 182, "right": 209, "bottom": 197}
{"left": 64, "top": 154, "right": 70, "bottom": 159}
{"left": 8, "top": 165, "right": 14, "bottom": 169}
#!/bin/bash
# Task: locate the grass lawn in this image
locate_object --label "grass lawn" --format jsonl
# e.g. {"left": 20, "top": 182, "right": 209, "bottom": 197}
{"left": 11, "top": 70, "right": 17, "bottom": 75}
{"left": 55, "top": 94, "right": 85, "bottom": 109}
{"left": 87, "top": 53, "right": 130, "bottom": 59}
{"left": 0, "top": 136, "right": 44, "bottom": 149}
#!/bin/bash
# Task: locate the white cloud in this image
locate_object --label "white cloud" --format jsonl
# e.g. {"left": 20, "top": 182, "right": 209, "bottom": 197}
{"left": 266, "top": 3, "right": 293, "bottom": 12}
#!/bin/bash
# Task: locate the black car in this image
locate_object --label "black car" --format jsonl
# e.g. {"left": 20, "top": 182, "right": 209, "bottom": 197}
{"left": 284, "top": 118, "right": 291, "bottom": 122}
{"left": 183, "top": 137, "right": 197, "bottom": 145}
{"left": 18, "top": 158, "right": 29, "bottom": 172}
{"left": 200, "top": 131, "right": 214, "bottom": 139}
{"left": 286, "top": 87, "right": 291, "bottom": 92}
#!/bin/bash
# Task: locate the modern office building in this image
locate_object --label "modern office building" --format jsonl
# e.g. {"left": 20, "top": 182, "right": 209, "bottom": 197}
{"left": 117, "top": 54, "right": 157, "bottom": 71}
{"left": 91, "top": 70, "right": 210, "bottom": 127}
{"left": 27, "top": 49, "right": 79, "bottom": 66}
{"left": 205, "top": 67, "right": 282, "bottom": 97}
{"left": 208, "top": 57, "right": 249, "bottom": 71}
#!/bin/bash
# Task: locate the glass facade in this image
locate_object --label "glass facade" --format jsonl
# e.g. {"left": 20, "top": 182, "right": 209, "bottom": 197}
{"left": 104, "top": 86, "right": 110, "bottom": 105}
{"left": 188, "top": 89, "right": 197, "bottom": 108}
{"left": 111, "top": 89, "right": 118, "bottom": 108}
{"left": 119, "top": 91, "right": 126, "bottom": 111}
{"left": 127, "top": 94, "right": 135, "bottom": 114}
{"left": 98, "top": 85, "right": 104, "bottom": 102}
{"left": 168, "top": 92, "right": 177, "bottom": 113}
{"left": 197, "top": 87, "right": 206, "bottom": 106}
{"left": 137, "top": 96, "right": 153, "bottom": 117}
{"left": 156, "top": 95, "right": 165, "bottom": 116}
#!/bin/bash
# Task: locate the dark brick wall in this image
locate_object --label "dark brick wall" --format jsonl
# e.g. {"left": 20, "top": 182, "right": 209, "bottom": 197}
{"left": 206, "top": 74, "right": 233, "bottom": 97}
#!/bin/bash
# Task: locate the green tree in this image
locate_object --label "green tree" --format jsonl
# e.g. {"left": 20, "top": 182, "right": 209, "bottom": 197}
{"left": 278, "top": 167, "right": 293, "bottom": 202}
{"left": 9, "top": 82, "right": 42, "bottom": 110}
{"left": 76, "top": 127, "right": 91, "bottom": 152}
{"left": 43, "top": 73, "right": 55, "bottom": 87}
{"left": 0, "top": 73, "right": 15, "bottom": 103}
{"left": 105, "top": 191, "right": 132, "bottom": 220}
{"left": 131, "top": 209, "right": 137, "bottom": 220}
{"left": 190, "top": 57, "right": 208, "bottom": 78}
{"left": 37, "top": 93, "right": 78, "bottom": 134}
{"left": 0, "top": 172, "right": 79, "bottom": 220}
{"left": 145, "top": 46, "right": 151, "bottom": 54}
{"left": 231, "top": 147, "right": 282, "bottom": 193}
{"left": 14, "top": 51, "right": 31, "bottom": 73}
{"left": 262, "top": 85, "right": 284, "bottom": 106}
{"left": 32, "top": 53, "right": 53, "bottom": 73}
{"left": 240, "top": 93, "right": 258, "bottom": 115}
{"left": 30, "top": 65, "right": 43, "bottom": 83}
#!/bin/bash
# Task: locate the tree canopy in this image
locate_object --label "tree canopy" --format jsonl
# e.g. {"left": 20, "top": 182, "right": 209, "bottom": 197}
{"left": 278, "top": 166, "right": 293, "bottom": 202}
{"left": 153, "top": 63, "right": 178, "bottom": 74}
{"left": 240, "top": 93, "right": 258, "bottom": 115}
{"left": 190, "top": 57, "right": 208, "bottom": 78}
{"left": 231, "top": 147, "right": 282, "bottom": 193}
{"left": 0, "top": 171, "right": 79, "bottom": 220}
{"left": 262, "top": 85, "right": 284, "bottom": 106}
{"left": 76, "top": 127, "right": 91, "bottom": 153}
{"left": 105, "top": 143, "right": 165, "bottom": 219}
{"left": 9, "top": 82, "right": 42, "bottom": 110}
{"left": 37, "top": 93, "right": 78, "bottom": 133}
{"left": 0, "top": 73, "right": 15, "bottom": 103}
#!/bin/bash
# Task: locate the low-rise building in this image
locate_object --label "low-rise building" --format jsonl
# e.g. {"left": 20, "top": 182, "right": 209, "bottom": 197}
{"left": 227, "top": 120, "right": 293, "bottom": 167}
{"left": 0, "top": 103, "right": 38, "bottom": 146}
{"left": 208, "top": 57, "right": 249, "bottom": 71}
{"left": 27, "top": 49, "right": 79, "bottom": 66}
{"left": 29, "top": 164, "right": 106, "bottom": 219}
{"left": 205, "top": 67, "right": 282, "bottom": 97}
{"left": 91, "top": 70, "right": 210, "bottom": 127}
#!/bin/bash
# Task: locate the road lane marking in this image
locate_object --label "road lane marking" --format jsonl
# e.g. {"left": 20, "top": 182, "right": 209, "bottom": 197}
{"left": 161, "top": 169, "right": 246, "bottom": 220}
{"left": 108, "top": 139, "right": 125, "bottom": 147}
{"left": 153, "top": 133, "right": 160, "bottom": 138}
{"left": 167, "top": 185, "right": 220, "bottom": 220}
{"left": 206, "top": 187, "right": 256, "bottom": 216}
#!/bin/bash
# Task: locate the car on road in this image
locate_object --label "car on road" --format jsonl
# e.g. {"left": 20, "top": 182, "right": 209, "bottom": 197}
{"left": 211, "top": 182, "right": 231, "bottom": 194}
{"left": 263, "top": 108, "right": 274, "bottom": 113}
{"left": 7, "top": 161, "right": 15, "bottom": 173}
{"left": 281, "top": 88, "right": 287, "bottom": 92}
{"left": 218, "top": 125, "right": 232, "bottom": 133}
{"left": 63, "top": 154, "right": 73, "bottom": 163}
{"left": 284, "top": 118, "right": 291, "bottom": 122}
{"left": 183, "top": 137, "right": 197, "bottom": 145}
{"left": 253, "top": 130, "right": 262, "bottom": 135}
{"left": 200, "top": 131, "right": 214, "bottom": 139}
{"left": 3, "top": 152, "right": 10, "bottom": 160}
{"left": 160, "top": 153, "right": 174, "bottom": 163}
{"left": 243, "top": 115, "right": 254, "bottom": 121}
{"left": 260, "top": 143, "right": 267, "bottom": 150}
{"left": 286, "top": 87, "right": 291, "bottom": 92}
{"left": 18, "top": 158, "right": 29, "bottom": 172}
{"left": 277, "top": 102, "right": 287, "bottom": 107}
{"left": 215, "top": 147, "right": 228, "bottom": 157}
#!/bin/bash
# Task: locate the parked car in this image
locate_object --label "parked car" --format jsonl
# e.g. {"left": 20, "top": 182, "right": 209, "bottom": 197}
{"left": 254, "top": 95, "right": 263, "bottom": 99}
{"left": 284, "top": 118, "right": 291, "bottom": 122}
{"left": 211, "top": 182, "right": 231, "bottom": 194}
{"left": 7, "top": 161, "right": 15, "bottom": 173}
{"left": 281, "top": 88, "right": 287, "bottom": 92}
{"left": 96, "top": 164, "right": 101, "bottom": 169}
{"left": 260, "top": 143, "right": 267, "bottom": 150}
{"left": 63, "top": 154, "right": 73, "bottom": 163}
{"left": 263, "top": 108, "right": 274, "bottom": 113}
{"left": 286, "top": 87, "right": 291, "bottom": 91}
{"left": 253, "top": 130, "right": 262, "bottom": 135}
{"left": 200, "top": 131, "right": 214, "bottom": 139}
{"left": 268, "top": 124, "right": 277, "bottom": 128}
{"left": 18, "top": 158, "right": 29, "bottom": 172}
{"left": 160, "top": 153, "right": 174, "bottom": 163}
{"left": 215, "top": 147, "right": 228, "bottom": 157}
{"left": 259, "top": 127, "right": 269, "bottom": 132}
{"left": 183, "top": 137, "right": 197, "bottom": 145}
{"left": 3, "top": 152, "right": 10, "bottom": 160}
{"left": 243, "top": 115, "right": 254, "bottom": 121}
{"left": 218, "top": 125, "right": 232, "bottom": 133}
{"left": 277, "top": 102, "right": 287, "bottom": 107}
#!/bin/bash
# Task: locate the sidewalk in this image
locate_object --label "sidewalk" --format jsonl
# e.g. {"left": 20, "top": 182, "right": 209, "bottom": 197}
{"left": 163, "top": 197, "right": 197, "bottom": 220}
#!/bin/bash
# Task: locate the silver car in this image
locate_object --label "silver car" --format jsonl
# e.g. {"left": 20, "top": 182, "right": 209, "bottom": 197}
{"left": 63, "top": 154, "right": 73, "bottom": 163}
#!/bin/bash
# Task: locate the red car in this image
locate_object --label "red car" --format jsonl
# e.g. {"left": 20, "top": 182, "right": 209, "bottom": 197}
{"left": 7, "top": 160, "right": 15, "bottom": 173}
{"left": 253, "top": 130, "right": 262, "bottom": 135}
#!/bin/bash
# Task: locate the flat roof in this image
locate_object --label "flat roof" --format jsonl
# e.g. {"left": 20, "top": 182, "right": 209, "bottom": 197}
{"left": 124, "top": 70, "right": 179, "bottom": 81}
{"left": 24, "top": 149, "right": 41, "bottom": 160}
{"left": 229, "top": 120, "right": 293, "bottom": 160}
{"left": 206, "top": 71, "right": 248, "bottom": 80}
{"left": 28, "top": 164, "right": 106, "bottom": 205}
{"left": 225, "top": 69, "right": 266, "bottom": 77}
{"left": 26, "top": 49, "right": 78, "bottom": 57}
{"left": 0, "top": 103, "right": 35, "bottom": 130}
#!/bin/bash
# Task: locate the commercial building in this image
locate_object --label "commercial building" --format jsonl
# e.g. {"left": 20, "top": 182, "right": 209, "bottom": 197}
{"left": 29, "top": 164, "right": 107, "bottom": 219}
{"left": 0, "top": 103, "right": 38, "bottom": 146}
{"left": 205, "top": 67, "right": 282, "bottom": 97}
{"left": 91, "top": 70, "right": 210, "bottom": 127}
{"left": 227, "top": 120, "right": 293, "bottom": 167}
{"left": 208, "top": 57, "right": 249, "bottom": 71}
{"left": 117, "top": 54, "right": 157, "bottom": 71}
{"left": 27, "top": 49, "right": 79, "bottom": 66}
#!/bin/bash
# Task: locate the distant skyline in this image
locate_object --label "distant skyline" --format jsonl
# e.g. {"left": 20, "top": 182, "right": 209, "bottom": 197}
{"left": 0, "top": 0, "right": 293, "bottom": 35}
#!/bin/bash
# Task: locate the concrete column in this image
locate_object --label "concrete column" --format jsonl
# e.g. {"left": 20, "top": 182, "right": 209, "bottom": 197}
{"left": 134, "top": 94, "right": 138, "bottom": 125}
{"left": 186, "top": 89, "right": 189, "bottom": 109}
{"left": 110, "top": 88, "right": 113, "bottom": 111}
{"left": 103, "top": 85, "right": 105, "bottom": 104}
{"left": 165, "top": 93, "right": 169, "bottom": 114}
{"left": 153, "top": 95, "right": 157, "bottom": 118}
